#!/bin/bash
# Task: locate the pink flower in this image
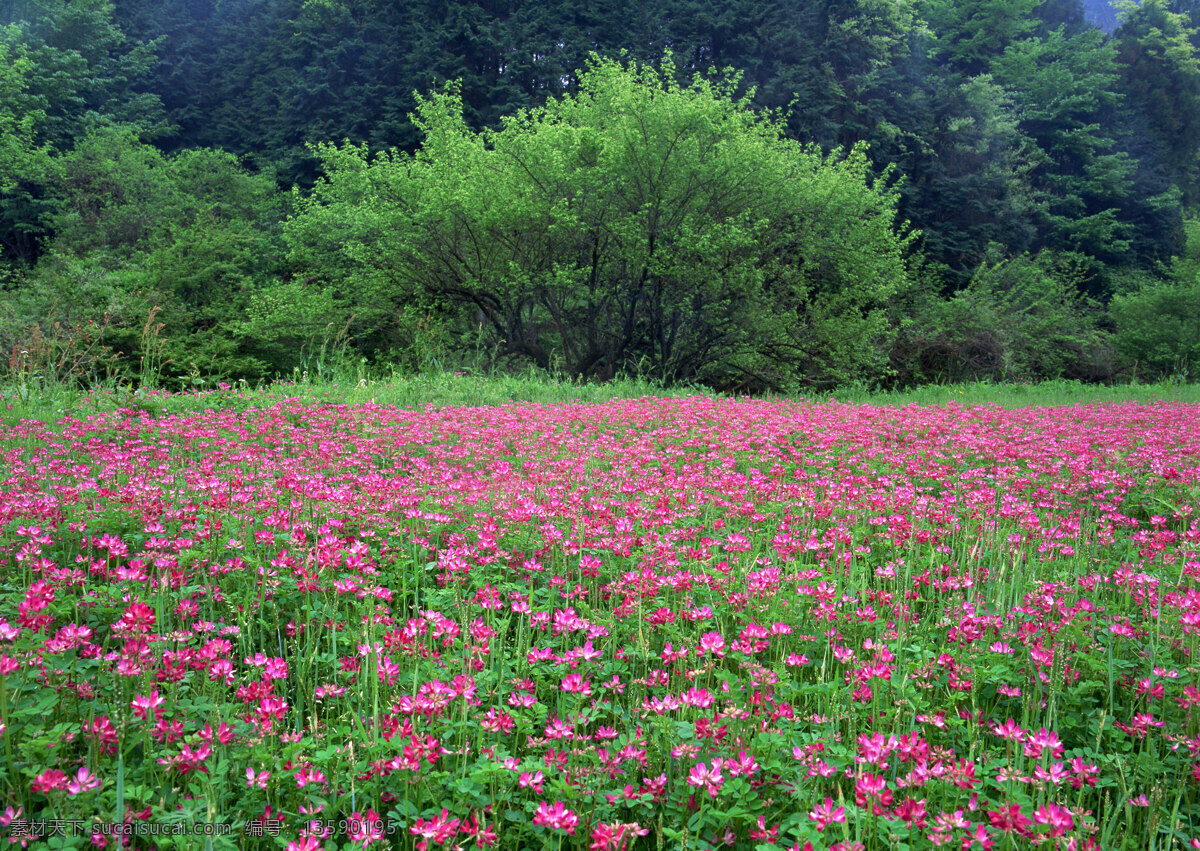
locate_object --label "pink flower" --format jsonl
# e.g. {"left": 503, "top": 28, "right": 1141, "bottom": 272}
{"left": 246, "top": 767, "right": 270, "bottom": 789}
{"left": 987, "top": 803, "right": 1032, "bottom": 836}
{"left": 533, "top": 801, "right": 578, "bottom": 834}
{"left": 130, "top": 690, "right": 164, "bottom": 720}
{"left": 749, "top": 815, "right": 779, "bottom": 842}
{"left": 560, "top": 673, "right": 592, "bottom": 696}
{"left": 1033, "top": 802, "right": 1074, "bottom": 837}
{"left": 287, "top": 839, "right": 323, "bottom": 851}
{"left": 459, "top": 811, "right": 499, "bottom": 847}
{"left": 687, "top": 760, "right": 724, "bottom": 798}
{"left": 83, "top": 716, "right": 119, "bottom": 755}
{"left": 698, "top": 632, "right": 727, "bottom": 657}
{"left": 590, "top": 821, "right": 649, "bottom": 850}
{"left": 1070, "top": 756, "right": 1099, "bottom": 788}
{"left": 1, "top": 807, "right": 39, "bottom": 845}
{"left": 31, "top": 769, "right": 68, "bottom": 794}
{"left": 410, "top": 808, "right": 460, "bottom": 849}
{"left": 348, "top": 809, "right": 387, "bottom": 847}
{"left": 196, "top": 722, "right": 236, "bottom": 745}
{"left": 1023, "top": 728, "right": 1064, "bottom": 759}
{"left": 119, "top": 601, "right": 156, "bottom": 633}
{"left": 991, "top": 718, "right": 1025, "bottom": 741}
{"left": 156, "top": 743, "right": 211, "bottom": 775}
{"left": 808, "top": 797, "right": 846, "bottom": 832}
{"left": 728, "top": 750, "right": 759, "bottom": 778}
{"left": 66, "top": 767, "right": 101, "bottom": 795}
{"left": 296, "top": 767, "right": 326, "bottom": 788}
{"left": 518, "top": 770, "right": 545, "bottom": 794}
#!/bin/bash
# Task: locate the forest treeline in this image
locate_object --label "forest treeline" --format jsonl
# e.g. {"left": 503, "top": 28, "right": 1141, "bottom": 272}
{"left": 2, "top": 0, "right": 1200, "bottom": 391}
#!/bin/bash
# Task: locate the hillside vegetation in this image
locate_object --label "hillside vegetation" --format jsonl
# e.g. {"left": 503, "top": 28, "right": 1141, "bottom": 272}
{"left": 3, "top": 0, "right": 1200, "bottom": 392}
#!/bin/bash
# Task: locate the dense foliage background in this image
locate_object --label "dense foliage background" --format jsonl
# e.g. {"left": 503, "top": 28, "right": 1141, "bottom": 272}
{"left": 2, "top": 0, "right": 1200, "bottom": 391}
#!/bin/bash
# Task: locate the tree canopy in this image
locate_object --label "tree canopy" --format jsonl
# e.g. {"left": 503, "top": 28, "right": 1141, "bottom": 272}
{"left": 3, "top": 0, "right": 1200, "bottom": 386}
{"left": 285, "top": 58, "right": 915, "bottom": 391}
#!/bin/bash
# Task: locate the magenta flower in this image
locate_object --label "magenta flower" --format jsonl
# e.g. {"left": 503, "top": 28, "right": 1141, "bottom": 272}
{"left": 590, "top": 821, "right": 648, "bottom": 850}
{"left": 287, "top": 838, "right": 323, "bottom": 851}
{"left": 698, "top": 631, "right": 727, "bottom": 657}
{"left": 533, "top": 801, "right": 578, "bottom": 834}
{"left": 347, "top": 809, "right": 387, "bottom": 848}
{"left": 410, "top": 808, "right": 460, "bottom": 849}
{"left": 246, "top": 767, "right": 270, "bottom": 789}
{"left": 560, "top": 672, "right": 592, "bottom": 696}
{"left": 66, "top": 767, "right": 100, "bottom": 795}
{"left": 727, "top": 750, "right": 759, "bottom": 778}
{"left": 156, "top": 742, "right": 211, "bottom": 775}
{"left": 987, "top": 803, "right": 1033, "bottom": 835}
{"left": 992, "top": 718, "right": 1025, "bottom": 741}
{"left": 31, "top": 769, "right": 68, "bottom": 795}
{"left": 518, "top": 770, "right": 545, "bottom": 793}
{"left": 808, "top": 797, "right": 846, "bottom": 832}
{"left": 748, "top": 815, "right": 778, "bottom": 842}
{"left": 130, "top": 690, "right": 164, "bottom": 720}
{"left": 1033, "top": 802, "right": 1074, "bottom": 837}
{"left": 118, "top": 601, "right": 156, "bottom": 633}
{"left": 1022, "top": 728, "right": 1064, "bottom": 759}
{"left": 687, "top": 760, "right": 724, "bottom": 798}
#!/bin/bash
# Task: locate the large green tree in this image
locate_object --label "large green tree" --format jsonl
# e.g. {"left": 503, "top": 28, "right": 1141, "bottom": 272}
{"left": 286, "top": 57, "right": 916, "bottom": 390}
{"left": 0, "top": 0, "right": 166, "bottom": 147}
{"left": 1113, "top": 0, "right": 1200, "bottom": 205}
{"left": 992, "top": 28, "right": 1144, "bottom": 267}
{"left": 905, "top": 0, "right": 1183, "bottom": 282}
{"left": 0, "top": 0, "right": 166, "bottom": 262}
{"left": 0, "top": 32, "right": 43, "bottom": 190}
{"left": 920, "top": 0, "right": 1041, "bottom": 75}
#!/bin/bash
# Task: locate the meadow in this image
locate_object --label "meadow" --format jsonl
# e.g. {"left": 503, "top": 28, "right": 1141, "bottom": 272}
{"left": 2, "top": 376, "right": 1200, "bottom": 849}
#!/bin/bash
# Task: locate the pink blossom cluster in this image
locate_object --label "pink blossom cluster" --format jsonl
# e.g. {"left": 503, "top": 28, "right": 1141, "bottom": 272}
{"left": 1, "top": 394, "right": 1199, "bottom": 848}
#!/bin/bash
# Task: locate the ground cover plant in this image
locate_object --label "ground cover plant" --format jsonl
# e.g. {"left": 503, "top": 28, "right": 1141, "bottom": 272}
{"left": 2, "top": 389, "right": 1200, "bottom": 849}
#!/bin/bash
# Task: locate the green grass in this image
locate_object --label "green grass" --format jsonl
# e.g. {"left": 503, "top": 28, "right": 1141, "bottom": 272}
{"left": 3, "top": 368, "right": 1198, "bottom": 429}
{"left": 823, "top": 377, "right": 1200, "bottom": 407}
{"left": 0, "top": 367, "right": 711, "bottom": 427}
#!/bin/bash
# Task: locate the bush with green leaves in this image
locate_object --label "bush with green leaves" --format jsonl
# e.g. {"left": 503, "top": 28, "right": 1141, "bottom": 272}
{"left": 2, "top": 126, "right": 290, "bottom": 384}
{"left": 891, "top": 249, "right": 1112, "bottom": 385}
{"left": 285, "top": 55, "right": 917, "bottom": 391}
{"left": 1109, "top": 217, "right": 1200, "bottom": 381}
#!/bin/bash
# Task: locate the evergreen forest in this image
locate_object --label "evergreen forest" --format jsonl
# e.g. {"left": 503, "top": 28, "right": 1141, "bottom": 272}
{"left": 4, "top": 0, "right": 1200, "bottom": 392}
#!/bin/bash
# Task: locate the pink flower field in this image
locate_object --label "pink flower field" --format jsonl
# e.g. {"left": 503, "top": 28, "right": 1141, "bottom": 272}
{"left": 2, "top": 393, "right": 1200, "bottom": 850}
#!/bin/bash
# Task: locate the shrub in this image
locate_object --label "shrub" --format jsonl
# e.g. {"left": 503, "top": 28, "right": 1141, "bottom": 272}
{"left": 1109, "top": 217, "right": 1200, "bottom": 381}
{"left": 893, "top": 250, "right": 1112, "bottom": 384}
